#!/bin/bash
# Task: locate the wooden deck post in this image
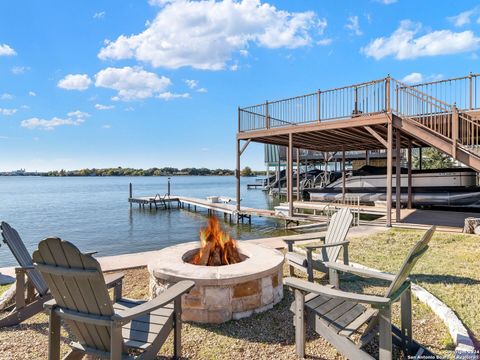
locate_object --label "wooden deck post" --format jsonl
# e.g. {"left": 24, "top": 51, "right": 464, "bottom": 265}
{"left": 294, "top": 289, "right": 306, "bottom": 358}
{"left": 419, "top": 147, "right": 422, "bottom": 170}
{"left": 317, "top": 90, "right": 321, "bottom": 122}
{"left": 365, "top": 150, "right": 370, "bottom": 165}
{"left": 452, "top": 104, "right": 459, "bottom": 158}
{"left": 386, "top": 122, "right": 393, "bottom": 227}
{"left": 296, "top": 148, "right": 300, "bottom": 200}
{"left": 407, "top": 139, "right": 413, "bottom": 209}
{"left": 236, "top": 139, "right": 241, "bottom": 211}
{"left": 342, "top": 149, "right": 346, "bottom": 201}
{"left": 395, "top": 129, "right": 401, "bottom": 223}
{"left": 288, "top": 133, "right": 294, "bottom": 217}
{"left": 129, "top": 183, "right": 132, "bottom": 208}
{"left": 469, "top": 72, "right": 473, "bottom": 111}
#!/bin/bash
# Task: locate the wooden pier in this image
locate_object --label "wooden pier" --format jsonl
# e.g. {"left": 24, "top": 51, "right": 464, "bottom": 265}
{"left": 128, "top": 192, "right": 328, "bottom": 228}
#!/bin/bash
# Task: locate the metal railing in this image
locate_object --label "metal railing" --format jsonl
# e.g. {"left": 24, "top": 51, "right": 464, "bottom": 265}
{"left": 392, "top": 78, "right": 453, "bottom": 140}
{"left": 239, "top": 78, "right": 387, "bottom": 132}
{"left": 409, "top": 73, "right": 480, "bottom": 111}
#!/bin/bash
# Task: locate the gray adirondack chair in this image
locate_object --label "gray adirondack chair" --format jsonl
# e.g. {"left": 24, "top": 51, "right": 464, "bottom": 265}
{"left": 284, "top": 208, "right": 353, "bottom": 282}
{"left": 0, "top": 221, "right": 123, "bottom": 327}
{"left": 33, "top": 237, "right": 195, "bottom": 360}
{"left": 285, "top": 226, "right": 435, "bottom": 360}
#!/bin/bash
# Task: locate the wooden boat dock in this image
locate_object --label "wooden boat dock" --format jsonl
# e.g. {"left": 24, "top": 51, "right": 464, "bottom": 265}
{"left": 128, "top": 192, "right": 328, "bottom": 228}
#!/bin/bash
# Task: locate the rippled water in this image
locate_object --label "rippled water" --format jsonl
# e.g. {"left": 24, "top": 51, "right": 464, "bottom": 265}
{"left": 0, "top": 176, "right": 291, "bottom": 267}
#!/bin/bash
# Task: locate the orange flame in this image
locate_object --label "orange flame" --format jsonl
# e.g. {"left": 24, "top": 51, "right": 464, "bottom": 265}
{"left": 189, "top": 217, "right": 241, "bottom": 266}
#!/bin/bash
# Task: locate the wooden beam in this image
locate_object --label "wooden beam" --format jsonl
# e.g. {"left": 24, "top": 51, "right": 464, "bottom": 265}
{"left": 288, "top": 133, "right": 294, "bottom": 217}
{"left": 237, "top": 113, "right": 389, "bottom": 140}
{"left": 395, "top": 129, "right": 401, "bottom": 223}
{"left": 236, "top": 139, "right": 241, "bottom": 211}
{"left": 296, "top": 148, "right": 300, "bottom": 201}
{"left": 407, "top": 139, "right": 412, "bottom": 209}
{"left": 386, "top": 122, "right": 393, "bottom": 227}
{"left": 239, "top": 139, "right": 251, "bottom": 155}
{"left": 342, "top": 149, "right": 346, "bottom": 201}
{"left": 364, "top": 126, "right": 388, "bottom": 148}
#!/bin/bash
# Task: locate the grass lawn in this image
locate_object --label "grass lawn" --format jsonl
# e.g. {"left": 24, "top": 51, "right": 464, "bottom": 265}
{"left": 0, "top": 285, "right": 9, "bottom": 297}
{"left": 345, "top": 228, "right": 480, "bottom": 343}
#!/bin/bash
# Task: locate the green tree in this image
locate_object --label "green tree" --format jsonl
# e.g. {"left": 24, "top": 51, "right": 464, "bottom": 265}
{"left": 241, "top": 166, "right": 254, "bottom": 176}
{"left": 414, "top": 148, "right": 454, "bottom": 169}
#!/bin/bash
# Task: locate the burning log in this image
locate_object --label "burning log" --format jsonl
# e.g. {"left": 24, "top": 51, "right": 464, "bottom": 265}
{"left": 189, "top": 216, "right": 242, "bottom": 266}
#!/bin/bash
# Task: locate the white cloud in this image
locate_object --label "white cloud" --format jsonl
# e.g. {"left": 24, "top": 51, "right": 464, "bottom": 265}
{"left": 95, "top": 66, "right": 172, "bottom": 101}
{"left": 93, "top": 11, "right": 106, "bottom": 19}
{"left": 124, "top": 106, "right": 135, "bottom": 112}
{"left": 185, "top": 79, "right": 198, "bottom": 89}
{"left": 317, "top": 38, "right": 332, "bottom": 45}
{"left": 362, "top": 20, "right": 480, "bottom": 60}
{"left": 21, "top": 110, "right": 89, "bottom": 130}
{"left": 239, "top": 49, "right": 249, "bottom": 57}
{"left": 401, "top": 72, "right": 423, "bottom": 84}
{"left": 345, "top": 16, "right": 362, "bottom": 36}
{"left": 448, "top": 7, "right": 479, "bottom": 27}
{"left": 57, "top": 74, "right": 92, "bottom": 91}
{"left": 185, "top": 79, "right": 208, "bottom": 93}
{"left": 157, "top": 92, "right": 190, "bottom": 100}
{"left": 401, "top": 72, "right": 443, "bottom": 84}
{"left": 0, "top": 108, "right": 17, "bottom": 116}
{"left": 11, "top": 66, "right": 30, "bottom": 75}
{"left": 102, "top": 124, "right": 112, "bottom": 129}
{"left": 98, "top": 0, "right": 327, "bottom": 70}
{"left": 67, "top": 110, "right": 90, "bottom": 119}
{"left": 0, "top": 93, "right": 14, "bottom": 100}
{"left": 95, "top": 103, "right": 115, "bottom": 110}
{"left": 377, "top": 0, "right": 397, "bottom": 4}
{"left": 28, "top": 91, "right": 36, "bottom": 97}
{"left": 0, "top": 44, "right": 16, "bottom": 56}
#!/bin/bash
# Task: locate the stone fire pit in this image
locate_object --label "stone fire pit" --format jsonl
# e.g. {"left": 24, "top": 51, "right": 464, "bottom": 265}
{"left": 148, "top": 241, "right": 284, "bottom": 323}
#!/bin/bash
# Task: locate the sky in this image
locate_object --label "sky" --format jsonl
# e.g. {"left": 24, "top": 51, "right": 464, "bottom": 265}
{"left": 0, "top": 0, "right": 479, "bottom": 171}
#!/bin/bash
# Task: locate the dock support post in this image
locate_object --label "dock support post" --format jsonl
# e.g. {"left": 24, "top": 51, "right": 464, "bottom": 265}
{"left": 236, "top": 138, "right": 241, "bottom": 212}
{"left": 386, "top": 121, "right": 393, "bottom": 227}
{"left": 296, "top": 148, "right": 300, "bottom": 201}
{"left": 288, "top": 133, "right": 294, "bottom": 217}
{"left": 407, "top": 139, "right": 413, "bottom": 209}
{"left": 395, "top": 129, "right": 401, "bottom": 223}
{"left": 129, "top": 183, "right": 132, "bottom": 208}
{"left": 419, "top": 147, "right": 422, "bottom": 170}
{"left": 277, "top": 157, "right": 281, "bottom": 196}
{"left": 342, "top": 149, "right": 346, "bottom": 201}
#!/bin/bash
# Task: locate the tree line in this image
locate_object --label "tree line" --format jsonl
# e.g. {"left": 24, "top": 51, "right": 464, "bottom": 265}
{"left": 41, "top": 167, "right": 236, "bottom": 177}
{"left": 0, "top": 166, "right": 267, "bottom": 177}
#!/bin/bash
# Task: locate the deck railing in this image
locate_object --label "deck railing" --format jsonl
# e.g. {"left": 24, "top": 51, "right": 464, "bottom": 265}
{"left": 239, "top": 78, "right": 387, "bottom": 132}
{"left": 392, "top": 78, "right": 453, "bottom": 140}
{"left": 409, "top": 73, "right": 480, "bottom": 111}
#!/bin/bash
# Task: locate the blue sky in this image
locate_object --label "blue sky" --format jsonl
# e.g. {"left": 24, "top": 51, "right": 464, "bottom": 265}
{"left": 0, "top": 0, "right": 479, "bottom": 171}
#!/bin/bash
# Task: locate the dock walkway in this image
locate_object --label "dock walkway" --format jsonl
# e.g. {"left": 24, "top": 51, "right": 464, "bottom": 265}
{"left": 129, "top": 194, "right": 329, "bottom": 227}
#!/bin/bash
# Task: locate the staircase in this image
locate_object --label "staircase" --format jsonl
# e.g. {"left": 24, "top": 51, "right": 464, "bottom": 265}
{"left": 390, "top": 77, "right": 480, "bottom": 172}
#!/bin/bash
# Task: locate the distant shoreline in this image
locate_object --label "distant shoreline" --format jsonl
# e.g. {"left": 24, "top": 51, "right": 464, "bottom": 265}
{"left": 1, "top": 166, "right": 265, "bottom": 177}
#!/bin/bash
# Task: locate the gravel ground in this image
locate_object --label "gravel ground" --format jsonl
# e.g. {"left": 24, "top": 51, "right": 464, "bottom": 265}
{"left": 0, "top": 262, "right": 455, "bottom": 360}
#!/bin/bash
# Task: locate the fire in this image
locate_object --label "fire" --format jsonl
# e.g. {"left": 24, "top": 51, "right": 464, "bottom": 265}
{"left": 189, "top": 216, "right": 241, "bottom": 266}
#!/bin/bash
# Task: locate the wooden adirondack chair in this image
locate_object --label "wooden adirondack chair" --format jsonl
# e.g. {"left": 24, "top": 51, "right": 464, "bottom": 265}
{"left": 285, "top": 226, "right": 435, "bottom": 360}
{"left": 33, "top": 237, "right": 195, "bottom": 360}
{"left": 0, "top": 221, "right": 123, "bottom": 327}
{"left": 284, "top": 208, "right": 353, "bottom": 282}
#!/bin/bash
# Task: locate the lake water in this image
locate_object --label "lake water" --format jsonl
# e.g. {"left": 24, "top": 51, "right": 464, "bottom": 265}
{"left": 0, "top": 176, "right": 290, "bottom": 267}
